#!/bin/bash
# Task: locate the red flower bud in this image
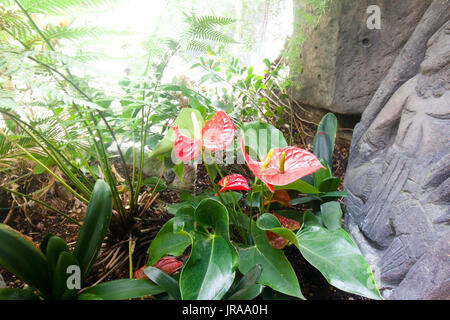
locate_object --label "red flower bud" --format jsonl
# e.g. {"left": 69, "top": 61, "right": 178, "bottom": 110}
{"left": 134, "top": 257, "right": 183, "bottom": 279}
{"left": 153, "top": 256, "right": 183, "bottom": 275}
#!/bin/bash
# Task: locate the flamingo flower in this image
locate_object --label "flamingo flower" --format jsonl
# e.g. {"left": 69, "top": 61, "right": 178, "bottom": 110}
{"left": 217, "top": 174, "right": 251, "bottom": 193}
{"left": 134, "top": 256, "right": 183, "bottom": 279}
{"left": 170, "top": 110, "right": 235, "bottom": 161}
{"left": 240, "top": 136, "right": 324, "bottom": 192}
{"left": 266, "top": 214, "right": 301, "bottom": 249}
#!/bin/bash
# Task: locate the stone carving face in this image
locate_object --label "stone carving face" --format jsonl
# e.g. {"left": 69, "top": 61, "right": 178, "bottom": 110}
{"left": 344, "top": 20, "right": 450, "bottom": 298}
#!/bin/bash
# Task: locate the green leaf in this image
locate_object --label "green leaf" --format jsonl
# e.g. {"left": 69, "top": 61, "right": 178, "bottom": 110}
{"left": 0, "top": 224, "right": 51, "bottom": 298}
{"left": 289, "top": 195, "right": 322, "bottom": 206}
{"left": 296, "top": 212, "right": 383, "bottom": 300}
{"left": 313, "top": 133, "right": 332, "bottom": 169}
{"left": 45, "top": 235, "right": 70, "bottom": 276}
{"left": 316, "top": 113, "right": 337, "bottom": 155}
{"left": 226, "top": 264, "right": 264, "bottom": 300}
{"left": 143, "top": 266, "right": 181, "bottom": 300}
{"left": 320, "top": 190, "right": 348, "bottom": 198}
{"left": 242, "top": 121, "right": 287, "bottom": 161}
{"left": 256, "top": 214, "right": 299, "bottom": 247}
{"left": 74, "top": 180, "right": 112, "bottom": 282}
{"left": 52, "top": 251, "right": 79, "bottom": 300}
{"left": 79, "top": 279, "right": 165, "bottom": 300}
{"left": 195, "top": 198, "right": 239, "bottom": 268}
{"left": 149, "top": 108, "right": 205, "bottom": 159}
{"left": 180, "top": 233, "right": 236, "bottom": 300}
{"left": 173, "top": 162, "right": 184, "bottom": 181}
{"left": 148, "top": 218, "right": 191, "bottom": 266}
{"left": 0, "top": 288, "right": 38, "bottom": 300}
{"left": 238, "top": 224, "right": 304, "bottom": 299}
{"left": 319, "top": 201, "right": 342, "bottom": 231}
{"left": 313, "top": 160, "right": 331, "bottom": 188}
{"left": 275, "top": 179, "right": 321, "bottom": 194}
{"left": 318, "top": 176, "right": 341, "bottom": 192}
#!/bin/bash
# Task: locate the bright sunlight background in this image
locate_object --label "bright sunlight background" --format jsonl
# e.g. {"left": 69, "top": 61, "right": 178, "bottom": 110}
{"left": 66, "top": 0, "right": 293, "bottom": 86}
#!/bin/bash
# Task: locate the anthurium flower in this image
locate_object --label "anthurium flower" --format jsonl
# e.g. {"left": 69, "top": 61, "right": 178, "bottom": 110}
{"left": 134, "top": 256, "right": 183, "bottom": 279}
{"left": 217, "top": 174, "right": 251, "bottom": 193}
{"left": 266, "top": 214, "right": 301, "bottom": 249}
{"left": 171, "top": 111, "right": 235, "bottom": 161}
{"left": 240, "top": 136, "right": 324, "bottom": 192}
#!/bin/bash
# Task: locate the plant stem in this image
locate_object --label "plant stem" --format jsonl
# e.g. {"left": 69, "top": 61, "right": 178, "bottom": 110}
{"left": 201, "top": 151, "right": 247, "bottom": 244}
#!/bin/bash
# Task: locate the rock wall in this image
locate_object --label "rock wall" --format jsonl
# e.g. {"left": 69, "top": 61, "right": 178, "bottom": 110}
{"left": 291, "top": 0, "right": 431, "bottom": 114}
{"left": 343, "top": 1, "right": 450, "bottom": 300}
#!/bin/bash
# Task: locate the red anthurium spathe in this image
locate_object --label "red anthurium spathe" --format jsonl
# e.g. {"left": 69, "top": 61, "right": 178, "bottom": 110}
{"left": 218, "top": 174, "right": 251, "bottom": 193}
{"left": 134, "top": 256, "right": 183, "bottom": 279}
{"left": 171, "top": 111, "right": 235, "bottom": 161}
{"left": 266, "top": 214, "right": 301, "bottom": 249}
{"left": 240, "top": 136, "right": 324, "bottom": 192}
{"left": 171, "top": 126, "right": 202, "bottom": 162}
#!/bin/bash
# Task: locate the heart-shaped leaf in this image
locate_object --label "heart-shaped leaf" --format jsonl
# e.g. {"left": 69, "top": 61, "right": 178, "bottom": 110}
{"left": 148, "top": 218, "right": 191, "bottom": 266}
{"left": 296, "top": 212, "right": 382, "bottom": 300}
{"left": 319, "top": 201, "right": 342, "bottom": 231}
{"left": 238, "top": 224, "right": 304, "bottom": 299}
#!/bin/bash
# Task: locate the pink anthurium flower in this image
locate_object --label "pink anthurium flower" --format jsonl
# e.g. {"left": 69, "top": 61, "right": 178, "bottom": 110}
{"left": 240, "top": 136, "right": 324, "bottom": 192}
{"left": 217, "top": 174, "right": 251, "bottom": 193}
{"left": 171, "top": 111, "right": 235, "bottom": 161}
{"left": 134, "top": 256, "right": 183, "bottom": 279}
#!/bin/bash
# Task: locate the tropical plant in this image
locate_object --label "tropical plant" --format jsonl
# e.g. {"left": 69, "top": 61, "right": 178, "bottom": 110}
{"left": 0, "top": 180, "right": 167, "bottom": 300}
{"left": 138, "top": 109, "right": 382, "bottom": 300}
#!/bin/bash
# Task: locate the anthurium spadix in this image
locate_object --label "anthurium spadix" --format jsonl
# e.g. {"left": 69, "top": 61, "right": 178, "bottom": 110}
{"left": 240, "top": 136, "right": 324, "bottom": 192}
{"left": 171, "top": 110, "right": 235, "bottom": 161}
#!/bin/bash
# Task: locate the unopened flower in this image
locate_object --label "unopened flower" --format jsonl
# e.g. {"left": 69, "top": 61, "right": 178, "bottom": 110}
{"left": 134, "top": 256, "right": 183, "bottom": 279}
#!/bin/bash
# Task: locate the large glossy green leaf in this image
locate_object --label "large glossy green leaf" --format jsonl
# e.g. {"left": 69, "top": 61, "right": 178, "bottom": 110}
{"left": 180, "top": 233, "right": 236, "bottom": 300}
{"left": 0, "top": 224, "right": 51, "bottom": 298}
{"left": 194, "top": 198, "right": 239, "bottom": 268}
{"left": 52, "top": 251, "right": 79, "bottom": 300}
{"left": 238, "top": 224, "right": 304, "bottom": 299}
{"left": 149, "top": 108, "right": 205, "bottom": 159}
{"left": 143, "top": 266, "right": 181, "bottom": 300}
{"left": 0, "top": 288, "right": 38, "bottom": 300}
{"left": 179, "top": 198, "right": 238, "bottom": 300}
{"left": 242, "top": 121, "right": 287, "bottom": 161}
{"left": 147, "top": 218, "right": 191, "bottom": 266}
{"left": 319, "top": 201, "right": 342, "bottom": 231}
{"left": 318, "top": 176, "right": 341, "bottom": 192}
{"left": 275, "top": 179, "right": 321, "bottom": 194}
{"left": 79, "top": 279, "right": 165, "bottom": 300}
{"left": 226, "top": 264, "right": 264, "bottom": 300}
{"left": 296, "top": 212, "right": 382, "bottom": 300}
{"left": 74, "top": 180, "right": 112, "bottom": 282}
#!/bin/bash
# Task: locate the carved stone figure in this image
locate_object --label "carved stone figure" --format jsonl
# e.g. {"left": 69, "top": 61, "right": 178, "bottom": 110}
{"left": 344, "top": 19, "right": 450, "bottom": 299}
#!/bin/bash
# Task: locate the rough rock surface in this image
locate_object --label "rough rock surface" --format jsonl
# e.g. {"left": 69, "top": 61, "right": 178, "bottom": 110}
{"left": 291, "top": 0, "right": 431, "bottom": 114}
{"left": 0, "top": 273, "right": 5, "bottom": 289}
{"left": 344, "top": 1, "right": 450, "bottom": 300}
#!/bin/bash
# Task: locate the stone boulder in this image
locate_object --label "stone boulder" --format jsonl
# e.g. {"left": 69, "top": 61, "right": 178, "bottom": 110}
{"left": 344, "top": 1, "right": 450, "bottom": 300}
{"left": 291, "top": 0, "right": 431, "bottom": 114}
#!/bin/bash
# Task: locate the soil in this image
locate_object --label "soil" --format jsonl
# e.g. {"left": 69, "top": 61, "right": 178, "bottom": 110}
{"left": 0, "top": 112, "right": 358, "bottom": 300}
